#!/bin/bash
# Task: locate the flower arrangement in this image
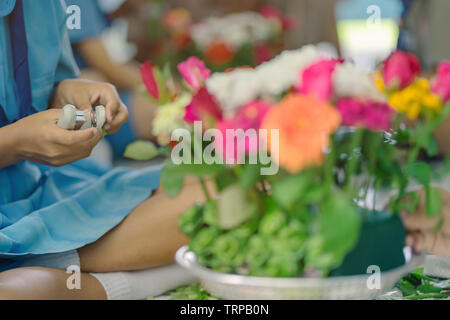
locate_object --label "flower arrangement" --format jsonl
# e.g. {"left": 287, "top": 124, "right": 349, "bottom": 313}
{"left": 147, "top": 1, "right": 196, "bottom": 67}
{"left": 133, "top": 46, "right": 450, "bottom": 280}
{"left": 189, "top": 7, "right": 296, "bottom": 71}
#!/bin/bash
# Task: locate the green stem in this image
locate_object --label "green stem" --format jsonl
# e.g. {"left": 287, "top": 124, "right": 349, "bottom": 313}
{"left": 199, "top": 178, "right": 211, "bottom": 202}
{"left": 345, "top": 129, "right": 364, "bottom": 193}
{"left": 324, "top": 143, "right": 336, "bottom": 189}
{"left": 408, "top": 145, "right": 420, "bottom": 164}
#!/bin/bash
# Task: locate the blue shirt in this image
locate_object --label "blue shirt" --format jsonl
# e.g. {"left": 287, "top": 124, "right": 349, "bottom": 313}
{"left": 0, "top": 0, "right": 79, "bottom": 124}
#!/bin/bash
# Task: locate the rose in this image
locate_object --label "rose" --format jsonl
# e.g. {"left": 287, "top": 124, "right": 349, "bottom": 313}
{"left": 177, "top": 57, "right": 211, "bottom": 91}
{"left": 432, "top": 61, "right": 450, "bottom": 103}
{"left": 382, "top": 50, "right": 421, "bottom": 90}
{"left": 297, "top": 59, "right": 340, "bottom": 102}
{"left": 216, "top": 100, "right": 271, "bottom": 163}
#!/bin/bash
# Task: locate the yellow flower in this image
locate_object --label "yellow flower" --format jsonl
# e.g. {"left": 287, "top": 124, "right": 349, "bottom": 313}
{"left": 386, "top": 78, "right": 442, "bottom": 119}
{"left": 374, "top": 71, "right": 386, "bottom": 93}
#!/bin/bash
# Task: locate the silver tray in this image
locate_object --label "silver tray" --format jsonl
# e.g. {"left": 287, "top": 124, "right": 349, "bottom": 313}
{"left": 176, "top": 246, "right": 424, "bottom": 300}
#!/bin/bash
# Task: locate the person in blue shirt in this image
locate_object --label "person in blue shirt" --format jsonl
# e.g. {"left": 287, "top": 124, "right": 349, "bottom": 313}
{"left": 0, "top": 0, "right": 206, "bottom": 299}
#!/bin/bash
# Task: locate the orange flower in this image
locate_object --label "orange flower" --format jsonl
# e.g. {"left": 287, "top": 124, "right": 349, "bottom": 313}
{"left": 261, "top": 94, "right": 341, "bottom": 173}
{"left": 205, "top": 41, "right": 235, "bottom": 66}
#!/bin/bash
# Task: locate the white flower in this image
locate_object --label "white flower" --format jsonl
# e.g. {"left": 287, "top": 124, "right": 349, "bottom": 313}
{"left": 333, "top": 62, "right": 385, "bottom": 101}
{"left": 152, "top": 94, "right": 192, "bottom": 137}
{"left": 206, "top": 45, "right": 327, "bottom": 112}
{"left": 191, "top": 12, "right": 272, "bottom": 50}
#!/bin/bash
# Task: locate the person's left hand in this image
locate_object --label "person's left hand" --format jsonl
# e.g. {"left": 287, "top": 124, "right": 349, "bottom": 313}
{"left": 51, "top": 79, "right": 128, "bottom": 134}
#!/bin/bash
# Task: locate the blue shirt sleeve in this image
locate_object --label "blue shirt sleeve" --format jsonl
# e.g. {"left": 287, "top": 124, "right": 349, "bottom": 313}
{"left": 0, "top": 0, "right": 15, "bottom": 17}
{"left": 66, "top": 0, "right": 109, "bottom": 44}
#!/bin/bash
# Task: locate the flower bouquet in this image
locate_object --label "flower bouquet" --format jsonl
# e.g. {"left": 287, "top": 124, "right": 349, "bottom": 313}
{"left": 133, "top": 46, "right": 450, "bottom": 299}
{"left": 146, "top": 1, "right": 196, "bottom": 68}
{"left": 189, "top": 6, "right": 296, "bottom": 71}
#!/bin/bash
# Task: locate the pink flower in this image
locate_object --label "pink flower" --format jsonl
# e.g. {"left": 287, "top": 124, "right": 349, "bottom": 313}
{"left": 432, "top": 61, "right": 450, "bottom": 103}
{"left": 184, "top": 87, "right": 222, "bottom": 127}
{"left": 337, "top": 98, "right": 395, "bottom": 132}
{"left": 177, "top": 57, "right": 211, "bottom": 91}
{"left": 383, "top": 51, "right": 421, "bottom": 90}
{"left": 141, "top": 61, "right": 160, "bottom": 100}
{"left": 254, "top": 43, "right": 272, "bottom": 65}
{"left": 259, "top": 5, "right": 297, "bottom": 31}
{"left": 297, "top": 59, "right": 340, "bottom": 102}
{"left": 216, "top": 101, "right": 271, "bottom": 163}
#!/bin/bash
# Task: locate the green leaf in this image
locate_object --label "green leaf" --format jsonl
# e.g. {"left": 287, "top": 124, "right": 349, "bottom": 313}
{"left": 306, "top": 193, "right": 361, "bottom": 272}
{"left": 239, "top": 164, "right": 261, "bottom": 189}
{"left": 179, "top": 204, "right": 204, "bottom": 238}
{"left": 124, "top": 140, "right": 160, "bottom": 161}
{"left": 160, "top": 160, "right": 184, "bottom": 198}
{"left": 272, "top": 173, "right": 311, "bottom": 210}
{"left": 425, "top": 186, "right": 442, "bottom": 217}
{"left": 397, "top": 280, "right": 417, "bottom": 296}
{"left": 426, "top": 136, "right": 439, "bottom": 156}
{"left": 171, "top": 163, "right": 228, "bottom": 177}
{"left": 417, "top": 284, "right": 443, "bottom": 294}
{"left": 217, "top": 184, "right": 257, "bottom": 230}
{"left": 405, "top": 162, "right": 431, "bottom": 186}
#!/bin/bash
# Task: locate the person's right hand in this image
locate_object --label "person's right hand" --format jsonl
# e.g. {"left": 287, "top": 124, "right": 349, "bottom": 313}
{"left": 401, "top": 188, "right": 450, "bottom": 259}
{"left": 10, "top": 109, "right": 102, "bottom": 166}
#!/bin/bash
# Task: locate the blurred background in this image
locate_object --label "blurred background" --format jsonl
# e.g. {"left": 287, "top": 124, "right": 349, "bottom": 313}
{"left": 67, "top": 0, "right": 450, "bottom": 162}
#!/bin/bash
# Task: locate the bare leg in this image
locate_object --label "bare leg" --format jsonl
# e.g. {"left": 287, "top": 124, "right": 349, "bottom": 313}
{"left": 78, "top": 179, "right": 213, "bottom": 273}
{"left": 0, "top": 179, "right": 212, "bottom": 299}
{"left": 0, "top": 267, "right": 106, "bottom": 300}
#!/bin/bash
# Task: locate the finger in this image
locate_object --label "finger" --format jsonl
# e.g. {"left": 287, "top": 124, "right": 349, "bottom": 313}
{"left": 84, "top": 128, "right": 103, "bottom": 149}
{"left": 401, "top": 211, "right": 440, "bottom": 232}
{"left": 97, "top": 85, "right": 121, "bottom": 124}
{"left": 414, "top": 232, "right": 436, "bottom": 253}
{"left": 106, "top": 104, "right": 129, "bottom": 134}
{"left": 76, "top": 95, "right": 94, "bottom": 111}
{"left": 45, "top": 108, "right": 65, "bottom": 122}
{"left": 53, "top": 127, "right": 98, "bottom": 146}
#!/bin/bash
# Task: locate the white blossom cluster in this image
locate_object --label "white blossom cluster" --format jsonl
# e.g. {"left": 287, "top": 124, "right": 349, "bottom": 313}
{"left": 206, "top": 45, "right": 384, "bottom": 115}
{"left": 206, "top": 45, "right": 325, "bottom": 114}
{"left": 190, "top": 12, "right": 272, "bottom": 51}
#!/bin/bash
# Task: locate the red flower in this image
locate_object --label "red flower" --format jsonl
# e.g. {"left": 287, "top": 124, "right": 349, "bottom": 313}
{"left": 184, "top": 88, "right": 223, "bottom": 128}
{"left": 141, "top": 61, "right": 160, "bottom": 100}
{"left": 383, "top": 51, "right": 421, "bottom": 90}
{"left": 259, "top": 5, "right": 297, "bottom": 31}
{"left": 297, "top": 59, "right": 341, "bottom": 102}
{"left": 205, "top": 41, "right": 235, "bottom": 67}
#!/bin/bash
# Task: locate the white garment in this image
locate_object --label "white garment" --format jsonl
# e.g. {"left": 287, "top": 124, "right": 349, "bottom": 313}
{"left": 91, "top": 265, "right": 198, "bottom": 300}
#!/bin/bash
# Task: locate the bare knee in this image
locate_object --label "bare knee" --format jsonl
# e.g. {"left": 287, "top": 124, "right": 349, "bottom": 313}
{"left": 0, "top": 268, "right": 33, "bottom": 300}
{"left": 0, "top": 267, "right": 106, "bottom": 300}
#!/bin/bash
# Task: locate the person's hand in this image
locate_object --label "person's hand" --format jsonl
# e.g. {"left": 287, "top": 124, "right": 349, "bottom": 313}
{"left": 51, "top": 79, "right": 128, "bottom": 134}
{"left": 401, "top": 188, "right": 450, "bottom": 259}
{"left": 10, "top": 109, "right": 103, "bottom": 166}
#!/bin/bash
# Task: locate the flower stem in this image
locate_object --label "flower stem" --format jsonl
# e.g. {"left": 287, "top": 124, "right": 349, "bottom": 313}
{"left": 199, "top": 177, "right": 211, "bottom": 202}
{"left": 345, "top": 128, "right": 364, "bottom": 193}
